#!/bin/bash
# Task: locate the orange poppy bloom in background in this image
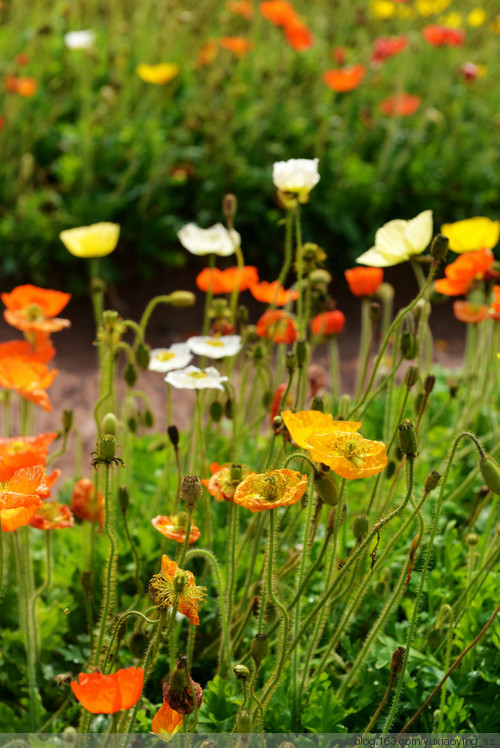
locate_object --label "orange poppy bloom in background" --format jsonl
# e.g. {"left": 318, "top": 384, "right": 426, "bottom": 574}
{"left": 380, "top": 92, "right": 421, "bottom": 116}
{"left": 233, "top": 468, "right": 308, "bottom": 512}
{"left": 71, "top": 667, "right": 144, "bottom": 714}
{"left": 71, "top": 478, "right": 105, "bottom": 527}
{"left": 323, "top": 64, "right": 365, "bottom": 92}
{"left": 259, "top": 0, "right": 298, "bottom": 26}
{"left": 196, "top": 266, "right": 259, "bottom": 294}
{"left": 0, "top": 358, "right": 58, "bottom": 411}
{"left": 345, "top": 267, "right": 384, "bottom": 296}
{"left": 30, "top": 501, "right": 74, "bottom": 530}
{"left": 371, "top": 36, "right": 408, "bottom": 63}
{"left": 2, "top": 284, "right": 71, "bottom": 334}
{"left": 423, "top": 25, "right": 466, "bottom": 46}
{"left": 285, "top": 21, "right": 314, "bottom": 51}
{"left": 16, "top": 77, "right": 37, "bottom": 97}
{"left": 0, "top": 338, "right": 55, "bottom": 363}
{"left": 256, "top": 309, "right": 298, "bottom": 343}
{"left": 434, "top": 248, "right": 495, "bottom": 296}
{"left": 310, "top": 310, "right": 346, "bottom": 337}
{"left": 152, "top": 699, "right": 183, "bottom": 739}
{"left": 281, "top": 410, "right": 388, "bottom": 479}
{"left": 250, "top": 280, "right": 299, "bottom": 306}
{"left": 220, "top": 36, "right": 254, "bottom": 57}
{"left": 453, "top": 301, "right": 490, "bottom": 324}
{"left": 0, "top": 465, "right": 50, "bottom": 510}
{"left": 198, "top": 41, "right": 219, "bottom": 66}
{"left": 226, "top": 0, "right": 254, "bottom": 18}
{"left": 490, "top": 285, "right": 500, "bottom": 319}
{"left": 152, "top": 514, "right": 201, "bottom": 545}
{"left": 0, "top": 432, "right": 58, "bottom": 482}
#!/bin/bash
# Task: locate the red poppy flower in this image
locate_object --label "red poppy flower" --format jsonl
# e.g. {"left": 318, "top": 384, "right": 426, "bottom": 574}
{"left": 371, "top": 36, "right": 408, "bottom": 63}
{"left": 323, "top": 64, "right": 365, "bottom": 92}
{"left": 259, "top": 0, "right": 298, "bottom": 26}
{"left": 310, "top": 310, "right": 346, "bottom": 337}
{"left": 71, "top": 478, "right": 105, "bottom": 528}
{"left": 220, "top": 36, "right": 254, "bottom": 57}
{"left": 152, "top": 514, "right": 201, "bottom": 545}
{"left": 380, "top": 92, "right": 421, "bottom": 117}
{"left": 196, "top": 266, "right": 259, "bottom": 294}
{"left": 226, "top": 0, "right": 254, "bottom": 18}
{"left": 423, "top": 25, "right": 465, "bottom": 47}
{"left": 0, "top": 432, "right": 58, "bottom": 482}
{"left": 0, "top": 465, "right": 49, "bottom": 510}
{"left": 250, "top": 280, "right": 299, "bottom": 306}
{"left": 434, "top": 248, "right": 495, "bottom": 296}
{"left": 285, "top": 21, "right": 314, "bottom": 51}
{"left": 345, "top": 267, "right": 384, "bottom": 297}
{"left": 152, "top": 699, "right": 183, "bottom": 738}
{"left": 453, "top": 301, "right": 490, "bottom": 324}
{"left": 2, "top": 284, "right": 71, "bottom": 334}
{"left": 30, "top": 501, "right": 74, "bottom": 530}
{"left": 71, "top": 667, "right": 144, "bottom": 714}
{"left": 256, "top": 309, "right": 298, "bottom": 343}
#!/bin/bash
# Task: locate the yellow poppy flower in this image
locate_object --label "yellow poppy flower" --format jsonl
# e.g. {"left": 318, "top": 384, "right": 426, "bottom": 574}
{"left": 440, "top": 217, "right": 500, "bottom": 253}
{"left": 281, "top": 410, "right": 387, "bottom": 480}
{"left": 233, "top": 469, "right": 308, "bottom": 513}
{"left": 136, "top": 63, "right": 179, "bottom": 85}
{"left": 59, "top": 222, "right": 120, "bottom": 258}
{"left": 370, "top": 0, "right": 396, "bottom": 19}
{"left": 467, "top": 8, "right": 488, "bottom": 27}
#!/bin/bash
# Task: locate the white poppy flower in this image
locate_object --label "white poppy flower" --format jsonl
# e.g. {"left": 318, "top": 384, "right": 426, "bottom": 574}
{"left": 149, "top": 343, "right": 193, "bottom": 373}
{"left": 64, "top": 30, "right": 96, "bottom": 50}
{"left": 356, "top": 210, "right": 433, "bottom": 267}
{"left": 165, "top": 365, "right": 228, "bottom": 391}
{"left": 186, "top": 335, "right": 242, "bottom": 359}
{"left": 177, "top": 223, "right": 240, "bottom": 257}
{"left": 272, "top": 158, "right": 320, "bottom": 202}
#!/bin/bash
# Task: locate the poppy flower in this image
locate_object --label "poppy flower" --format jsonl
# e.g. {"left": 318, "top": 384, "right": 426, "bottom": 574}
{"left": 423, "top": 25, "right": 465, "bottom": 46}
{"left": 136, "top": 63, "right": 179, "bottom": 84}
{"left": 273, "top": 158, "right": 320, "bottom": 202}
{"left": 380, "top": 92, "right": 421, "bottom": 117}
{"left": 323, "top": 65, "right": 365, "bottom": 92}
{"left": 233, "top": 468, "right": 308, "bottom": 513}
{"left": 281, "top": 410, "right": 388, "bottom": 479}
{"left": 220, "top": 36, "right": 254, "bottom": 57}
{"left": 2, "top": 284, "right": 71, "bottom": 334}
{"left": 345, "top": 267, "right": 384, "bottom": 297}
{"left": 460, "top": 62, "right": 486, "bottom": 82}
{"left": 148, "top": 555, "right": 206, "bottom": 625}
{"left": 371, "top": 36, "right": 408, "bottom": 63}
{"left": 0, "top": 358, "right": 57, "bottom": 411}
{"left": 259, "top": 0, "right": 298, "bottom": 26}
{"left": 226, "top": 0, "right": 254, "bottom": 18}
{"left": 152, "top": 514, "right": 201, "bottom": 545}
{"left": 196, "top": 266, "right": 259, "bottom": 294}
{"left": 0, "top": 432, "right": 58, "bottom": 482}
{"left": 356, "top": 210, "right": 433, "bottom": 267}
{"left": 59, "top": 223, "right": 120, "bottom": 258}
{"left": 434, "top": 248, "right": 495, "bottom": 296}
{"left": 440, "top": 217, "right": 500, "bottom": 254}
{"left": 453, "top": 301, "right": 490, "bottom": 324}
{"left": 204, "top": 463, "right": 254, "bottom": 502}
{"left": 30, "top": 501, "right": 74, "bottom": 530}
{"left": 1, "top": 504, "right": 40, "bottom": 532}
{"left": 71, "top": 667, "right": 144, "bottom": 714}
{"left": 250, "top": 280, "right": 299, "bottom": 306}
{"left": 71, "top": 478, "right": 105, "bottom": 527}
{"left": 0, "top": 338, "right": 55, "bottom": 363}
{"left": 16, "top": 77, "right": 37, "bottom": 97}
{"left": 490, "top": 285, "right": 500, "bottom": 319}
{"left": 467, "top": 8, "right": 488, "bottom": 27}
{"left": 149, "top": 344, "right": 193, "bottom": 373}
{"left": 187, "top": 335, "right": 242, "bottom": 359}
{"left": 256, "top": 309, "right": 298, "bottom": 344}
{"left": 285, "top": 21, "right": 314, "bottom": 51}
{"left": 178, "top": 223, "right": 239, "bottom": 257}
{"left": 198, "top": 41, "right": 219, "bottom": 66}
{"left": 165, "top": 365, "right": 228, "bottom": 391}
{"left": 152, "top": 699, "right": 183, "bottom": 740}
{"left": 309, "top": 310, "right": 346, "bottom": 337}
{"left": 0, "top": 465, "right": 50, "bottom": 510}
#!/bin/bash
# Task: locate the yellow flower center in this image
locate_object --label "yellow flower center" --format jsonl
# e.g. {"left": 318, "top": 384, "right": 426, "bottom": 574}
{"left": 206, "top": 340, "right": 224, "bottom": 347}
{"left": 24, "top": 304, "right": 44, "bottom": 321}
{"left": 334, "top": 436, "right": 365, "bottom": 467}
{"left": 157, "top": 351, "right": 176, "bottom": 362}
{"left": 188, "top": 372, "right": 209, "bottom": 379}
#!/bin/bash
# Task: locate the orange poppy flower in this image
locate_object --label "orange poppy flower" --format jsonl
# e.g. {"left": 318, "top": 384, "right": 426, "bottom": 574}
{"left": 256, "top": 309, "right": 298, "bottom": 344}
{"left": 204, "top": 463, "right": 254, "bottom": 502}
{"left": 345, "top": 267, "right": 384, "bottom": 296}
{"left": 220, "top": 36, "right": 254, "bottom": 57}
{"left": 0, "top": 358, "right": 57, "bottom": 411}
{"left": 281, "top": 410, "right": 388, "bottom": 479}
{"left": 434, "top": 248, "right": 495, "bottom": 296}
{"left": 0, "top": 465, "right": 50, "bottom": 510}
{"left": 152, "top": 514, "right": 201, "bottom": 545}
{"left": 0, "top": 339, "right": 55, "bottom": 363}
{"left": 71, "top": 478, "right": 105, "bottom": 527}
{"left": 371, "top": 36, "right": 408, "bottom": 63}
{"left": 310, "top": 310, "right": 346, "bottom": 337}
{"left": 380, "top": 92, "right": 421, "bottom": 117}
{"left": 1, "top": 504, "right": 40, "bottom": 532}
{"left": 16, "top": 77, "right": 37, "bottom": 97}
{"left": 71, "top": 667, "right": 144, "bottom": 714}
{"left": 323, "top": 64, "right": 365, "bottom": 92}
{"left": 149, "top": 556, "right": 206, "bottom": 625}
{"left": 453, "top": 301, "right": 490, "bottom": 324}
{"left": 285, "top": 21, "right": 314, "bottom": 51}
{"left": 198, "top": 41, "right": 219, "bottom": 66}
{"left": 250, "top": 280, "right": 299, "bottom": 306}
{"left": 423, "top": 25, "right": 466, "bottom": 46}
{"left": 490, "top": 285, "right": 500, "bottom": 319}
{"left": 0, "top": 432, "right": 58, "bottom": 482}
{"left": 152, "top": 699, "right": 183, "bottom": 739}
{"left": 30, "top": 501, "right": 74, "bottom": 530}
{"left": 2, "top": 284, "right": 71, "bottom": 334}
{"left": 259, "top": 0, "right": 298, "bottom": 26}
{"left": 233, "top": 468, "right": 308, "bottom": 512}
{"left": 196, "top": 266, "right": 259, "bottom": 294}
{"left": 226, "top": 0, "right": 254, "bottom": 18}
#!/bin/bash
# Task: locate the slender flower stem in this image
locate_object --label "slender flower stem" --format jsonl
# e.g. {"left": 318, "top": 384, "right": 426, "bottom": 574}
{"left": 328, "top": 337, "right": 341, "bottom": 412}
{"left": 275, "top": 211, "right": 294, "bottom": 307}
{"left": 294, "top": 206, "right": 305, "bottom": 338}
{"left": 177, "top": 510, "right": 193, "bottom": 568}
{"left": 202, "top": 253, "right": 216, "bottom": 336}
{"left": 354, "top": 297, "right": 373, "bottom": 403}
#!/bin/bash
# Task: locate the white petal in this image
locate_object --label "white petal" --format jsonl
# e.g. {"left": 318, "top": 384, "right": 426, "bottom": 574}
{"left": 405, "top": 210, "right": 433, "bottom": 256}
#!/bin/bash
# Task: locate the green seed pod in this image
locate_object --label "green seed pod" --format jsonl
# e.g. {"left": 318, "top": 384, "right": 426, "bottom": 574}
{"left": 236, "top": 710, "right": 252, "bottom": 733}
{"left": 233, "top": 664, "right": 250, "bottom": 681}
{"left": 424, "top": 470, "right": 441, "bottom": 492}
{"left": 353, "top": 514, "right": 369, "bottom": 540}
{"left": 181, "top": 475, "right": 202, "bottom": 509}
{"left": 398, "top": 419, "right": 418, "bottom": 457}
{"left": 310, "top": 396, "right": 325, "bottom": 412}
{"left": 210, "top": 401, "right": 223, "bottom": 422}
{"left": 167, "top": 291, "right": 196, "bottom": 308}
{"left": 404, "top": 366, "right": 419, "bottom": 389}
{"left": 98, "top": 434, "right": 117, "bottom": 461}
{"left": 479, "top": 455, "right": 500, "bottom": 495}
{"left": 295, "top": 340, "right": 308, "bottom": 367}
{"left": 430, "top": 233, "right": 449, "bottom": 262}
{"left": 168, "top": 425, "right": 179, "bottom": 448}
{"left": 315, "top": 472, "right": 339, "bottom": 507}
{"left": 225, "top": 398, "right": 233, "bottom": 419}
{"left": 390, "top": 646, "right": 406, "bottom": 675}
{"left": 128, "top": 631, "right": 149, "bottom": 659}
{"left": 118, "top": 486, "right": 129, "bottom": 514}
{"left": 102, "top": 412, "right": 118, "bottom": 435}
{"left": 250, "top": 633, "right": 268, "bottom": 665}
{"left": 124, "top": 363, "right": 138, "bottom": 388}
{"left": 466, "top": 532, "right": 479, "bottom": 546}
{"left": 135, "top": 343, "right": 151, "bottom": 370}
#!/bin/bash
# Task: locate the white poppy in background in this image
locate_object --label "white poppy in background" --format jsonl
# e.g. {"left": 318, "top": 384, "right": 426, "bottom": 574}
{"left": 64, "top": 30, "right": 96, "bottom": 50}
{"left": 177, "top": 223, "right": 240, "bottom": 257}
{"left": 356, "top": 210, "right": 433, "bottom": 267}
{"left": 149, "top": 343, "right": 193, "bottom": 373}
{"left": 272, "top": 158, "right": 320, "bottom": 202}
{"left": 165, "top": 366, "right": 228, "bottom": 391}
{"left": 186, "top": 335, "right": 242, "bottom": 360}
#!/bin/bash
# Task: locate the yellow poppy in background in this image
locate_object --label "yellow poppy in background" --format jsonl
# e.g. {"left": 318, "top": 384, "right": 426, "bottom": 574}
{"left": 440, "top": 217, "right": 500, "bottom": 253}
{"left": 136, "top": 62, "right": 179, "bottom": 84}
{"left": 59, "top": 222, "right": 120, "bottom": 258}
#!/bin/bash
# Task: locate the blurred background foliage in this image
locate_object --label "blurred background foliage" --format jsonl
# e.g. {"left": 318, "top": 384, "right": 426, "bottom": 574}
{"left": 0, "top": 0, "right": 499, "bottom": 291}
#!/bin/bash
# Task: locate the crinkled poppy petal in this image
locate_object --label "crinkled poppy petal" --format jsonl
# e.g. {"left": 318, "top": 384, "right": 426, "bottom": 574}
{"left": 1, "top": 285, "right": 71, "bottom": 317}
{"left": 233, "top": 468, "right": 308, "bottom": 513}
{"left": 152, "top": 699, "right": 183, "bottom": 739}
{"left": 1, "top": 502, "right": 40, "bottom": 531}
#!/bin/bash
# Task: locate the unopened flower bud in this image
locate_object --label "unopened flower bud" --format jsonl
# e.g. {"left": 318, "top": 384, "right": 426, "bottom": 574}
{"left": 466, "top": 532, "right": 479, "bottom": 546}
{"left": 135, "top": 343, "right": 151, "bottom": 370}
{"left": 233, "top": 664, "right": 250, "bottom": 681}
{"left": 263, "top": 600, "right": 278, "bottom": 624}
{"left": 245, "top": 325, "right": 258, "bottom": 343}
{"left": 479, "top": 455, "right": 500, "bottom": 495}
{"left": 310, "top": 396, "right": 325, "bottom": 412}
{"left": 447, "top": 378, "right": 460, "bottom": 398}
{"left": 400, "top": 331, "right": 417, "bottom": 360}
{"left": 376, "top": 282, "right": 394, "bottom": 303}
{"left": 273, "top": 415, "right": 285, "bottom": 434}
{"left": 430, "top": 233, "right": 449, "bottom": 262}
{"left": 181, "top": 475, "right": 202, "bottom": 509}
{"left": 144, "top": 410, "right": 154, "bottom": 428}
{"left": 424, "top": 471, "right": 441, "bottom": 492}
{"left": 386, "top": 461, "right": 396, "bottom": 479}
{"left": 423, "top": 374, "right": 436, "bottom": 394}
{"left": 168, "top": 425, "right": 179, "bottom": 448}
{"left": 222, "top": 193, "right": 237, "bottom": 220}
{"left": 295, "top": 340, "right": 308, "bottom": 367}
{"left": 251, "top": 342, "right": 265, "bottom": 362}
{"left": 390, "top": 646, "right": 406, "bottom": 675}
{"left": 210, "top": 401, "right": 223, "bottom": 422}
{"left": 168, "top": 291, "right": 196, "bottom": 308}
{"left": 225, "top": 398, "right": 233, "bottom": 419}
{"left": 285, "top": 350, "right": 297, "bottom": 372}
{"left": 63, "top": 409, "right": 73, "bottom": 432}
{"left": 124, "top": 363, "right": 138, "bottom": 387}
{"left": 97, "top": 434, "right": 117, "bottom": 462}
{"left": 127, "top": 417, "right": 137, "bottom": 433}
{"left": 238, "top": 305, "right": 248, "bottom": 325}
{"left": 236, "top": 709, "right": 252, "bottom": 733}
{"left": 404, "top": 366, "right": 419, "bottom": 389}
{"left": 128, "top": 631, "right": 149, "bottom": 658}
{"left": 118, "top": 486, "right": 129, "bottom": 514}
{"left": 102, "top": 412, "right": 117, "bottom": 435}
{"left": 398, "top": 419, "right": 418, "bottom": 457}
{"left": 250, "top": 633, "right": 268, "bottom": 665}
{"left": 314, "top": 472, "right": 339, "bottom": 507}
{"left": 353, "top": 514, "right": 369, "bottom": 540}
{"left": 337, "top": 394, "right": 351, "bottom": 419}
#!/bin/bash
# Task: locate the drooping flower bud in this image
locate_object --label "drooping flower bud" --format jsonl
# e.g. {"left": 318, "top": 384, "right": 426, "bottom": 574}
{"left": 310, "top": 396, "right": 325, "bottom": 412}
{"left": 128, "top": 631, "right": 149, "bottom": 658}
{"left": 168, "top": 291, "right": 196, "bottom": 308}
{"left": 210, "top": 401, "right": 223, "bottom": 422}
{"left": 404, "top": 366, "right": 419, "bottom": 389}
{"left": 181, "top": 475, "right": 202, "bottom": 510}
{"left": 314, "top": 471, "right": 339, "bottom": 507}
{"left": 424, "top": 470, "right": 441, "bottom": 492}
{"left": 479, "top": 455, "right": 500, "bottom": 495}
{"left": 398, "top": 419, "right": 418, "bottom": 457}
{"left": 124, "top": 363, "right": 138, "bottom": 387}
{"left": 225, "top": 398, "right": 233, "bottom": 419}
{"left": 423, "top": 374, "right": 436, "bottom": 394}
{"left": 135, "top": 343, "right": 151, "bottom": 370}
{"left": 353, "top": 514, "right": 369, "bottom": 540}
{"left": 102, "top": 412, "right": 117, "bottom": 435}
{"left": 168, "top": 425, "right": 179, "bottom": 448}
{"left": 222, "top": 193, "right": 238, "bottom": 220}
{"left": 250, "top": 633, "right": 268, "bottom": 666}
{"left": 118, "top": 486, "right": 129, "bottom": 514}
{"left": 430, "top": 233, "right": 449, "bottom": 262}
{"left": 233, "top": 664, "right": 250, "bottom": 681}
{"left": 263, "top": 601, "right": 278, "bottom": 624}
{"left": 390, "top": 646, "right": 406, "bottom": 675}
{"left": 63, "top": 409, "right": 74, "bottom": 432}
